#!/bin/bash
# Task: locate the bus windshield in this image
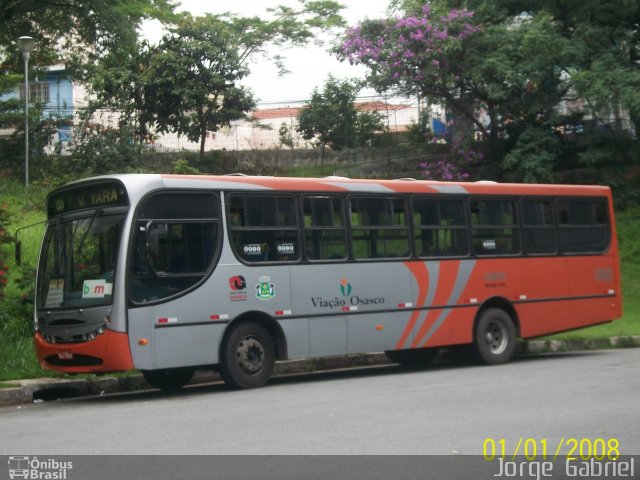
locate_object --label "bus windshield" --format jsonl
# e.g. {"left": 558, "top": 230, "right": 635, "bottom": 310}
{"left": 37, "top": 213, "right": 126, "bottom": 309}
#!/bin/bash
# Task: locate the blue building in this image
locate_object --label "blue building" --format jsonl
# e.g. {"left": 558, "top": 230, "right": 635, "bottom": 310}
{"left": 1, "top": 64, "right": 75, "bottom": 143}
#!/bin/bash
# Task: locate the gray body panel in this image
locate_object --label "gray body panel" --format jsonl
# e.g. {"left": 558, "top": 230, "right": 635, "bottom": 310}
{"left": 127, "top": 188, "right": 420, "bottom": 370}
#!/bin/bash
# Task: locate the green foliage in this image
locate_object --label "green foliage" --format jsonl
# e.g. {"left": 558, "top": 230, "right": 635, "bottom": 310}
{"left": 87, "top": 45, "right": 156, "bottom": 146}
{"left": 144, "top": 15, "right": 257, "bottom": 160}
{"left": 502, "top": 127, "right": 561, "bottom": 183}
{"left": 342, "top": 0, "right": 640, "bottom": 185}
{"left": 229, "top": 1, "right": 346, "bottom": 74}
{"left": 0, "top": 201, "right": 12, "bottom": 300}
{"left": 47, "top": 121, "right": 145, "bottom": 179}
{"left": 84, "top": 2, "right": 346, "bottom": 163}
{"left": 171, "top": 159, "right": 202, "bottom": 175}
{"left": 0, "top": 181, "right": 47, "bottom": 380}
{"left": 0, "top": 104, "right": 67, "bottom": 182}
{"left": 279, "top": 122, "right": 295, "bottom": 149}
{"left": 296, "top": 75, "right": 386, "bottom": 151}
{"left": 407, "top": 110, "right": 434, "bottom": 144}
{"left": 0, "top": 0, "right": 175, "bottom": 75}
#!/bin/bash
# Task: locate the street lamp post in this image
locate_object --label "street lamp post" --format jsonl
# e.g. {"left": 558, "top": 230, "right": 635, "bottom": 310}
{"left": 17, "top": 36, "right": 35, "bottom": 188}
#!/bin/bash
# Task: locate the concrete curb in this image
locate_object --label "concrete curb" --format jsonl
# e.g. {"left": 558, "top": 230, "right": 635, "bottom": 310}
{"left": 2, "top": 336, "right": 639, "bottom": 407}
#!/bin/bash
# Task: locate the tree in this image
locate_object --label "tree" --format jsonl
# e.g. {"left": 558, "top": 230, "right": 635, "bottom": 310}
{"left": 0, "top": 77, "right": 63, "bottom": 175}
{"left": 143, "top": 15, "right": 257, "bottom": 159}
{"left": 279, "top": 122, "right": 295, "bottom": 150}
{"left": 87, "top": 2, "right": 346, "bottom": 162}
{"left": 0, "top": 1, "right": 176, "bottom": 179}
{"left": 340, "top": 3, "right": 573, "bottom": 174}
{"left": 340, "top": 0, "right": 640, "bottom": 183}
{"left": 0, "top": 0, "right": 175, "bottom": 74}
{"left": 297, "top": 75, "right": 385, "bottom": 172}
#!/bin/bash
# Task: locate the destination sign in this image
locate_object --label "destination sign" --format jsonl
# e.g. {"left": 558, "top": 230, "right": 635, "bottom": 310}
{"left": 47, "top": 181, "right": 129, "bottom": 216}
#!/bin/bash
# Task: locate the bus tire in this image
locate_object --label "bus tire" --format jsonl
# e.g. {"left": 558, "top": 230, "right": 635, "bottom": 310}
{"left": 142, "top": 367, "right": 195, "bottom": 391}
{"left": 474, "top": 308, "right": 516, "bottom": 365}
{"left": 220, "top": 321, "right": 275, "bottom": 389}
{"left": 385, "top": 348, "right": 439, "bottom": 368}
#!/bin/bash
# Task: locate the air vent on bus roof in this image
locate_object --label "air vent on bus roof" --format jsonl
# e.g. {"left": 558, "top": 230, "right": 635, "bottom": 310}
{"left": 394, "top": 178, "right": 417, "bottom": 181}
{"left": 225, "top": 173, "right": 248, "bottom": 176}
{"left": 475, "top": 180, "right": 499, "bottom": 184}
{"left": 323, "top": 175, "right": 350, "bottom": 180}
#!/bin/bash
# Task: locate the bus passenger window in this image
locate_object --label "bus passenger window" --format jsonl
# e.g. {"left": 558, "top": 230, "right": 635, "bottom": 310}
{"left": 227, "top": 194, "right": 300, "bottom": 263}
{"left": 470, "top": 199, "right": 520, "bottom": 255}
{"left": 412, "top": 197, "right": 467, "bottom": 257}
{"left": 302, "top": 196, "right": 347, "bottom": 261}
{"left": 522, "top": 200, "right": 556, "bottom": 254}
{"left": 350, "top": 197, "right": 409, "bottom": 259}
{"left": 557, "top": 199, "right": 609, "bottom": 253}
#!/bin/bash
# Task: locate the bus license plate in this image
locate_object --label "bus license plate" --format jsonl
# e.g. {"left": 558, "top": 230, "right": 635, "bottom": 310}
{"left": 58, "top": 351, "right": 73, "bottom": 360}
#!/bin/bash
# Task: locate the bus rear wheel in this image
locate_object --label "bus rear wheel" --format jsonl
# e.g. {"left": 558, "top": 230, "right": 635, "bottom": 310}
{"left": 474, "top": 308, "right": 516, "bottom": 365}
{"left": 220, "top": 321, "right": 275, "bottom": 389}
{"left": 142, "top": 367, "right": 195, "bottom": 391}
{"left": 385, "top": 347, "right": 439, "bottom": 368}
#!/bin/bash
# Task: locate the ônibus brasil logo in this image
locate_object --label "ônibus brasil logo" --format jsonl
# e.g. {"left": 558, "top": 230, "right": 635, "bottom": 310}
{"left": 8, "top": 456, "right": 73, "bottom": 480}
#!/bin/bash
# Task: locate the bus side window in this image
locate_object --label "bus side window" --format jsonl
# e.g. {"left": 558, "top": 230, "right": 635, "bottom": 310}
{"left": 470, "top": 199, "right": 520, "bottom": 255}
{"left": 350, "top": 196, "right": 410, "bottom": 259}
{"left": 302, "top": 196, "right": 347, "bottom": 261}
{"left": 557, "top": 199, "right": 609, "bottom": 253}
{"left": 129, "top": 193, "right": 219, "bottom": 304}
{"left": 228, "top": 194, "right": 300, "bottom": 263}
{"left": 522, "top": 200, "right": 556, "bottom": 254}
{"left": 412, "top": 197, "right": 467, "bottom": 257}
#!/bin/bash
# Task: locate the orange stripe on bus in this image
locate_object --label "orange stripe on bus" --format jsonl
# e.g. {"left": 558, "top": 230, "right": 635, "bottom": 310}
{"left": 411, "top": 260, "right": 461, "bottom": 348}
{"left": 396, "top": 261, "right": 430, "bottom": 350}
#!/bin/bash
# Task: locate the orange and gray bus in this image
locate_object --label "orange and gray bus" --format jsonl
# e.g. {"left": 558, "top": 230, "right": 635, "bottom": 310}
{"left": 27, "top": 174, "right": 622, "bottom": 389}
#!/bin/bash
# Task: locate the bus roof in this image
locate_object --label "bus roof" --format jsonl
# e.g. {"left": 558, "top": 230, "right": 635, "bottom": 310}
{"left": 159, "top": 174, "right": 611, "bottom": 197}
{"left": 61, "top": 173, "right": 612, "bottom": 198}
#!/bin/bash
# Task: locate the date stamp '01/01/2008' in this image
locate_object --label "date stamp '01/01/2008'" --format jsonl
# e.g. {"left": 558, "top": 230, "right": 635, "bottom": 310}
{"left": 485, "top": 437, "right": 635, "bottom": 480}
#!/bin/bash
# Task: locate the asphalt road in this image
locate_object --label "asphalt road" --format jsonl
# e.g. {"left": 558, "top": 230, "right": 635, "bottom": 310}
{"left": 1, "top": 349, "right": 639, "bottom": 456}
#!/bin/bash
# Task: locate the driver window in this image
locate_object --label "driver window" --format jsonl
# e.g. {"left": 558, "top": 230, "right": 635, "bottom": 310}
{"left": 129, "top": 192, "right": 220, "bottom": 304}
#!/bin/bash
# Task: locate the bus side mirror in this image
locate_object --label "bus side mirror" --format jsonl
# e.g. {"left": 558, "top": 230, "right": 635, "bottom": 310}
{"left": 14, "top": 219, "right": 47, "bottom": 268}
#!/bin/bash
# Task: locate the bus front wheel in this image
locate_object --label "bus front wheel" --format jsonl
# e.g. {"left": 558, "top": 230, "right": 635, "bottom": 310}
{"left": 220, "top": 321, "right": 275, "bottom": 389}
{"left": 142, "top": 367, "right": 195, "bottom": 391}
{"left": 474, "top": 308, "right": 516, "bottom": 365}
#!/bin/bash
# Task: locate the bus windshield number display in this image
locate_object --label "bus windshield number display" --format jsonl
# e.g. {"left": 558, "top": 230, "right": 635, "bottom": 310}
{"left": 48, "top": 182, "right": 129, "bottom": 216}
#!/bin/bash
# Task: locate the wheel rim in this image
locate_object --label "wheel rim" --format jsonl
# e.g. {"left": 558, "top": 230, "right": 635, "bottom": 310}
{"left": 236, "top": 335, "right": 265, "bottom": 375}
{"left": 484, "top": 320, "right": 508, "bottom": 355}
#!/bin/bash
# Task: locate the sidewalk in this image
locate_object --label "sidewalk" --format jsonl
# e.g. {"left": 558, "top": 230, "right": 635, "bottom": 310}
{"left": 2, "top": 336, "right": 639, "bottom": 407}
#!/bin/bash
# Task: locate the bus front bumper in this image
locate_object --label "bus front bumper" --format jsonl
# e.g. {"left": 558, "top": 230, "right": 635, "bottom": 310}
{"left": 34, "top": 330, "right": 134, "bottom": 373}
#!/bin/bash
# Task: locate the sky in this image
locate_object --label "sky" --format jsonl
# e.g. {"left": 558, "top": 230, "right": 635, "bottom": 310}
{"left": 141, "top": 0, "right": 391, "bottom": 106}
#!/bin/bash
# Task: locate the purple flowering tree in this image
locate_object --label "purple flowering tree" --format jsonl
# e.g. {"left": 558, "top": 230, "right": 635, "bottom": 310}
{"left": 418, "top": 141, "right": 484, "bottom": 181}
{"left": 340, "top": 4, "right": 489, "bottom": 137}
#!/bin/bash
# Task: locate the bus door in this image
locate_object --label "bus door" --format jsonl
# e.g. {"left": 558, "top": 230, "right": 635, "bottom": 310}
{"left": 126, "top": 191, "right": 223, "bottom": 370}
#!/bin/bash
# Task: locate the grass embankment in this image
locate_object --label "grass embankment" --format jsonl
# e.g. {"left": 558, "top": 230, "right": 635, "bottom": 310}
{"left": 0, "top": 182, "right": 49, "bottom": 382}
{"left": 0, "top": 181, "right": 638, "bottom": 382}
